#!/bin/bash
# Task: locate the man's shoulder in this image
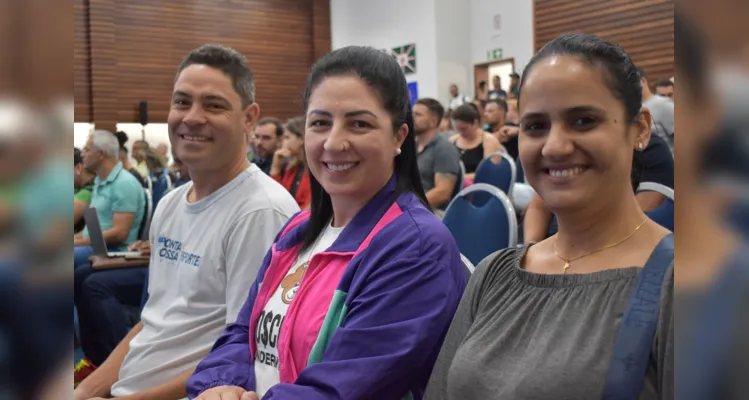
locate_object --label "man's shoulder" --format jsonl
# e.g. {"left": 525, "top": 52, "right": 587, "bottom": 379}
{"left": 645, "top": 95, "right": 674, "bottom": 112}
{"left": 232, "top": 168, "right": 300, "bottom": 216}
{"left": 432, "top": 135, "right": 459, "bottom": 154}
{"left": 114, "top": 168, "right": 146, "bottom": 191}
{"left": 160, "top": 182, "right": 190, "bottom": 207}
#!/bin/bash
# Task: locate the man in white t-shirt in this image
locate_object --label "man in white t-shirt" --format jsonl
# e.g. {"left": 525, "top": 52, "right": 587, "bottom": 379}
{"left": 639, "top": 68, "right": 674, "bottom": 154}
{"left": 447, "top": 84, "right": 472, "bottom": 111}
{"left": 73, "top": 44, "right": 299, "bottom": 400}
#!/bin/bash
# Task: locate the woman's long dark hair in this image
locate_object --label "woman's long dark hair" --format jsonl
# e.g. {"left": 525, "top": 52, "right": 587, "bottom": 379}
{"left": 518, "top": 33, "right": 645, "bottom": 192}
{"left": 300, "top": 46, "right": 428, "bottom": 252}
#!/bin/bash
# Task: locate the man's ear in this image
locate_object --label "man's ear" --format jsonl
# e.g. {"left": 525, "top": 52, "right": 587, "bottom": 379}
{"left": 634, "top": 107, "right": 653, "bottom": 150}
{"left": 244, "top": 103, "right": 260, "bottom": 135}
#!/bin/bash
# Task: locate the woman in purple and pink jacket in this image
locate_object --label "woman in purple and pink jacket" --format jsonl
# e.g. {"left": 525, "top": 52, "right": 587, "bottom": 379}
{"left": 186, "top": 46, "right": 469, "bottom": 400}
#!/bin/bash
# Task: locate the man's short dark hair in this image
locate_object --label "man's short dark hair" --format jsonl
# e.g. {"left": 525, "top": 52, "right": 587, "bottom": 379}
{"left": 486, "top": 98, "right": 508, "bottom": 113}
{"left": 510, "top": 72, "right": 520, "bottom": 79}
{"left": 451, "top": 104, "right": 481, "bottom": 124}
{"left": 415, "top": 98, "right": 445, "bottom": 122}
{"left": 653, "top": 78, "right": 674, "bottom": 89}
{"left": 258, "top": 117, "right": 284, "bottom": 137}
{"left": 74, "top": 147, "right": 82, "bottom": 166}
{"left": 176, "top": 44, "right": 255, "bottom": 107}
{"left": 114, "top": 131, "right": 129, "bottom": 148}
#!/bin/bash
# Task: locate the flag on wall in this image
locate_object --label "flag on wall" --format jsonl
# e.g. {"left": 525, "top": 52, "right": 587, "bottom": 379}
{"left": 392, "top": 44, "right": 417, "bottom": 75}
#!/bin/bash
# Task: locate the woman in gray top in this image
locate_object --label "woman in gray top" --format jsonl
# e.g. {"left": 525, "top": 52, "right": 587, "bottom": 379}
{"left": 425, "top": 34, "right": 673, "bottom": 400}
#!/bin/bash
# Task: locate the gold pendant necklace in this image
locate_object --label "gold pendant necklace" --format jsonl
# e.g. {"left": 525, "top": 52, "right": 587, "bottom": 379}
{"left": 554, "top": 218, "right": 649, "bottom": 274}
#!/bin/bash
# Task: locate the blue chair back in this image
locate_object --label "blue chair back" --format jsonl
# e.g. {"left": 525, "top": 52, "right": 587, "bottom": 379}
{"left": 451, "top": 161, "right": 465, "bottom": 201}
{"left": 638, "top": 182, "right": 674, "bottom": 232}
{"left": 516, "top": 159, "right": 525, "bottom": 183}
{"left": 646, "top": 198, "right": 674, "bottom": 231}
{"left": 149, "top": 169, "right": 173, "bottom": 211}
{"left": 474, "top": 152, "right": 516, "bottom": 196}
{"left": 139, "top": 189, "right": 153, "bottom": 241}
{"left": 443, "top": 183, "right": 518, "bottom": 266}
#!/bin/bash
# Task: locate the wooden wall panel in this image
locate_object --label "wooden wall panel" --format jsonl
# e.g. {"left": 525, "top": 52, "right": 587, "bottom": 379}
{"left": 74, "top": 0, "right": 92, "bottom": 122}
{"left": 534, "top": 0, "right": 674, "bottom": 80}
{"left": 312, "top": 0, "right": 332, "bottom": 61}
{"left": 88, "top": 0, "right": 118, "bottom": 132}
{"left": 74, "top": 0, "right": 331, "bottom": 125}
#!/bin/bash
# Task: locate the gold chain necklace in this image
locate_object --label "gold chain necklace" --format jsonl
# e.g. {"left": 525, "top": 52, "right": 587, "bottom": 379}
{"left": 554, "top": 218, "right": 649, "bottom": 274}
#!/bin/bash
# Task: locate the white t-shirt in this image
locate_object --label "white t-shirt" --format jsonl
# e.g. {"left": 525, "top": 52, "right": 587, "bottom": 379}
{"left": 111, "top": 164, "right": 299, "bottom": 397}
{"left": 448, "top": 94, "right": 471, "bottom": 111}
{"left": 254, "top": 222, "right": 344, "bottom": 397}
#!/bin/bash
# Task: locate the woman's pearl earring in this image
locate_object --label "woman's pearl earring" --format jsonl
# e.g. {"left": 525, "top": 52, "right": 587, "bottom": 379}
{"left": 638, "top": 142, "right": 644, "bottom": 150}
{"left": 395, "top": 148, "right": 402, "bottom": 155}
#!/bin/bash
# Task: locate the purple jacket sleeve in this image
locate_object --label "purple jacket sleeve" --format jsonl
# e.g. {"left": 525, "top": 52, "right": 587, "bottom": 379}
{"left": 185, "top": 249, "right": 270, "bottom": 398}
{"left": 263, "top": 249, "right": 468, "bottom": 400}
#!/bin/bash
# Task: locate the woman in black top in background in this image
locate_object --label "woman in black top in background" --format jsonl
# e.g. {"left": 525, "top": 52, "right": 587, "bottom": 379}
{"left": 448, "top": 104, "right": 500, "bottom": 180}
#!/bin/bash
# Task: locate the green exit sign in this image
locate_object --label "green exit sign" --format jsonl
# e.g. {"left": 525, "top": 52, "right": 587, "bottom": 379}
{"left": 487, "top": 48, "right": 503, "bottom": 61}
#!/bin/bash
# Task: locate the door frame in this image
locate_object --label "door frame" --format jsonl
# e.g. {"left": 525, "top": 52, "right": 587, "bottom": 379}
{"left": 474, "top": 57, "right": 516, "bottom": 93}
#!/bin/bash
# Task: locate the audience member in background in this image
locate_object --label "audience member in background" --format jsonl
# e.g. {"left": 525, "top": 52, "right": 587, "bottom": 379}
{"left": 654, "top": 78, "right": 674, "bottom": 99}
{"left": 155, "top": 142, "right": 172, "bottom": 165}
{"left": 449, "top": 104, "right": 501, "bottom": 181}
{"left": 483, "top": 99, "right": 519, "bottom": 159}
{"left": 252, "top": 117, "right": 283, "bottom": 175}
{"left": 270, "top": 116, "right": 311, "bottom": 209}
{"left": 488, "top": 75, "right": 507, "bottom": 100}
{"left": 414, "top": 98, "right": 461, "bottom": 213}
{"left": 639, "top": 68, "right": 675, "bottom": 154}
{"left": 114, "top": 131, "right": 147, "bottom": 187}
{"left": 143, "top": 148, "right": 167, "bottom": 177}
{"left": 426, "top": 33, "right": 673, "bottom": 400}
{"left": 74, "top": 147, "right": 96, "bottom": 233}
{"left": 470, "top": 100, "right": 485, "bottom": 124}
{"left": 173, "top": 156, "right": 191, "bottom": 187}
{"left": 188, "top": 45, "right": 467, "bottom": 400}
{"left": 475, "top": 80, "right": 488, "bottom": 103}
{"left": 439, "top": 109, "right": 454, "bottom": 136}
{"left": 131, "top": 140, "right": 151, "bottom": 179}
{"left": 73, "top": 44, "right": 299, "bottom": 400}
{"left": 508, "top": 72, "right": 520, "bottom": 98}
{"left": 506, "top": 99, "right": 520, "bottom": 124}
{"left": 447, "top": 84, "right": 471, "bottom": 111}
{"left": 73, "top": 131, "right": 145, "bottom": 269}
{"left": 523, "top": 132, "right": 675, "bottom": 243}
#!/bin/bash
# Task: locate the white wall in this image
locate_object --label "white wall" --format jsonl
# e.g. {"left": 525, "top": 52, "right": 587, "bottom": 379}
{"left": 331, "top": 0, "right": 440, "bottom": 99}
{"left": 330, "top": 0, "right": 534, "bottom": 106}
{"left": 434, "top": 0, "right": 472, "bottom": 104}
{"left": 469, "top": 0, "right": 534, "bottom": 76}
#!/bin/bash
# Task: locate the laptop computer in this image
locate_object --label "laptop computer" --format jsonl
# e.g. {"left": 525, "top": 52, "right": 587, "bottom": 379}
{"left": 83, "top": 208, "right": 142, "bottom": 258}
